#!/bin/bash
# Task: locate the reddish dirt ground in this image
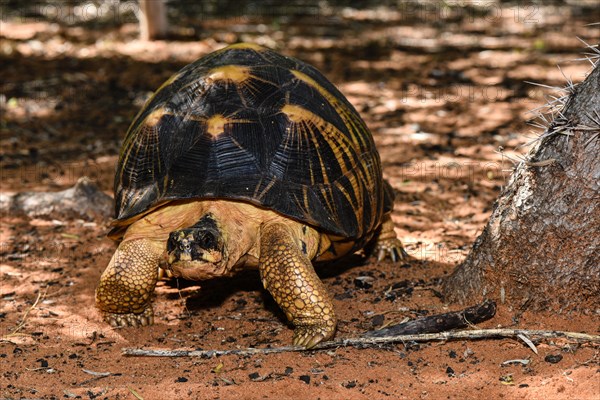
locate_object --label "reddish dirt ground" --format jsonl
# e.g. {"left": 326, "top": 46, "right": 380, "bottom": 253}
{"left": 1, "top": 3, "right": 599, "bottom": 399}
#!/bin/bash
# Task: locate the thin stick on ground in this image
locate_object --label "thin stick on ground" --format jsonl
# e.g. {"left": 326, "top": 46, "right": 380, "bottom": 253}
{"left": 0, "top": 287, "right": 47, "bottom": 342}
{"left": 122, "top": 329, "right": 600, "bottom": 358}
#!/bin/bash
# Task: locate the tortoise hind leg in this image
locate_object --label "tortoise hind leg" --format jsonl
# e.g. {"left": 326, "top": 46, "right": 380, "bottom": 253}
{"left": 259, "top": 223, "right": 336, "bottom": 348}
{"left": 375, "top": 213, "right": 407, "bottom": 262}
{"left": 95, "top": 239, "right": 162, "bottom": 327}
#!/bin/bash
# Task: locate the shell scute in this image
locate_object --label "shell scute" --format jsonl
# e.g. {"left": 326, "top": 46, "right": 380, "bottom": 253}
{"left": 115, "top": 44, "right": 387, "bottom": 240}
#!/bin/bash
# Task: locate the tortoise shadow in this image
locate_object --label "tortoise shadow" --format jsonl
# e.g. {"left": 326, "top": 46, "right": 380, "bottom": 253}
{"left": 163, "top": 253, "right": 369, "bottom": 315}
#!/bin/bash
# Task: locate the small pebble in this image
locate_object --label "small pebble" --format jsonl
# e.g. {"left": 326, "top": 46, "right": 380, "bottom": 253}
{"left": 371, "top": 314, "right": 385, "bottom": 328}
{"left": 248, "top": 372, "right": 260, "bottom": 380}
{"left": 544, "top": 354, "right": 563, "bottom": 364}
{"left": 334, "top": 291, "right": 353, "bottom": 300}
{"left": 299, "top": 375, "right": 311, "bottom": 384}
{"left": 354, "top": 276, "right": 374, "bottom": 289}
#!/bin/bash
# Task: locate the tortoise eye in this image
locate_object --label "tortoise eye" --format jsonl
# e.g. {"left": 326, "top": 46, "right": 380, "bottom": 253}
{"left": 198, "top": 230, "right": 217, "bottom": 249}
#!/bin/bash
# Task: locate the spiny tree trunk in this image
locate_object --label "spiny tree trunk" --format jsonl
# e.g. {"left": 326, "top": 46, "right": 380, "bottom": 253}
{"left": 139, "top": 0, "right": 168, "bottom": 41}
{"left": 443, "top": 60, "right": 600, "bottom": 314}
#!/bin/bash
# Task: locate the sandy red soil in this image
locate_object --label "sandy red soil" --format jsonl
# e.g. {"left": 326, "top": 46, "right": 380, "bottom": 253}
{"left": 1, "top": 3, "right": 599, "bottom": 399}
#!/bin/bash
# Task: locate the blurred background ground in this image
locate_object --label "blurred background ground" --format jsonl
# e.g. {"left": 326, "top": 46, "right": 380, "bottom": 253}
{"left": 1, "top": 1, "right": 599, "bottom": 399}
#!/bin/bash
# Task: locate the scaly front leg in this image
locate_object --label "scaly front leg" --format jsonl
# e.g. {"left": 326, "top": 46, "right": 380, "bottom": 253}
{"left": 259, "top": 223, "right": 336, "bottom": 348}
{"left": 95, "top": 239, "right": 163, "bottom": 327}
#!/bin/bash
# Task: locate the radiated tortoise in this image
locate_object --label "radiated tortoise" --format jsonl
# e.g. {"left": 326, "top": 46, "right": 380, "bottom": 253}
{"left": 95, "top": 43, "right": 406, "bottom": 348}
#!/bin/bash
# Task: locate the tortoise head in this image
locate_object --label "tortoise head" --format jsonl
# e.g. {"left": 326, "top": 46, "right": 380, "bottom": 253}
{"left": 166, "top": 213, "right": 227, "bottom": 279}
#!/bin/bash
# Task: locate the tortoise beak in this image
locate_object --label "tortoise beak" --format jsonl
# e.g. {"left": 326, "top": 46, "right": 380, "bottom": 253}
{"left": 165, "top": 213, "right": 227, "bottom": 280}
{"left": 166, "top": 231, "right": 193, "bottom": 264}
{"left": 166, "top": 225, "right": 224, "bottom": 267}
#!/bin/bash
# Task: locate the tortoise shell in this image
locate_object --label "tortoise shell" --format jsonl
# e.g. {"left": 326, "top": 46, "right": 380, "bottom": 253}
{"left": 115, "top": 43, "right": 390, "bottom": 240}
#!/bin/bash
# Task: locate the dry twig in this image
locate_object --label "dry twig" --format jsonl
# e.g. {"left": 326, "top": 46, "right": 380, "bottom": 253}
{"left": 122, "top": 329, "right": 600, "bottom": 358}
{"left": 0, "top": 288, "right": 47, "bottom": 342}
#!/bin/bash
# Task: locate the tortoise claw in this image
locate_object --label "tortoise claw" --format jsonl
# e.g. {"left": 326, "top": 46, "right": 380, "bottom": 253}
{"left": 101, "top": 306, "right": 154, "bottom": 328}
{"left": 157, "top": 267, "right": 173, "bottom": 280}
{"left": 292, "top": 323, "right": 334, "bottom": 349}
{"left": 375, "top": 238, "right": 407, "bottom": 263}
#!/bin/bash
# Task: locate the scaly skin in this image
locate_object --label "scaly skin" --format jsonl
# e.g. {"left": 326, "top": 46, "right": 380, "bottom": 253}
{"left": 95, "top": 238, "right": 163, "bottom": 327}
{"left": 259, "top": 223, "right": 336, "bottom": 348}
{"left": 374, "top": 214, "right": 407, "bottom": 262}
{"left": 95, "top": 201, "right": 405, "bottom": 347}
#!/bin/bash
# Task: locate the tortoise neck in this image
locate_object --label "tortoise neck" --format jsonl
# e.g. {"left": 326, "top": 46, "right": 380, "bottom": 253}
{"left": 201, "top": 200, "right": 269, "bottom": 270}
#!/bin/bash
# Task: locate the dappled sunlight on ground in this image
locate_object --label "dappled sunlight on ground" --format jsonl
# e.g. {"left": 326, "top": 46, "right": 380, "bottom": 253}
{"left": 1, "top": 1, "right": 598, "bottom": 399}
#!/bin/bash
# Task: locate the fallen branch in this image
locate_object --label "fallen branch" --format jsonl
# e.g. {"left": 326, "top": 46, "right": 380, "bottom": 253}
{"left": 122, "top": 329, "right": 600, "bottom": 358}
{"left": 364, "top": 299, "right": 496, "bottom": 337}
